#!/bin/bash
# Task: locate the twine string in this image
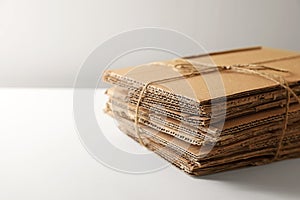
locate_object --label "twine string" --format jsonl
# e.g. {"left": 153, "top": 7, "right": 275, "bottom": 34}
{"left": 133, "top": 55, "right": 300, "bottom": 160}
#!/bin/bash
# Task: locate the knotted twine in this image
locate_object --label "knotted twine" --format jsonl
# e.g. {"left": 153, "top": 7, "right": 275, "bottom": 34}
{"left": 133, "top": 54, "right": 300, "bottom": 161}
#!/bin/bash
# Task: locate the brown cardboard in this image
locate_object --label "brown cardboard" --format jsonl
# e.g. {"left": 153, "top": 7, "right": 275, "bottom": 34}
{"left": 102, "top": 46, "right": 300, "bottom": 175}
{"left": 102, "top": 47, "right": 300, "bottom": 102}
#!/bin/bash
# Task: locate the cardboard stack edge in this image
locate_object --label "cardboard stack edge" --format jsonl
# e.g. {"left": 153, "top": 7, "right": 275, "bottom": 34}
{"left": 102, "top": 46, "right": 300, "bottom": 175}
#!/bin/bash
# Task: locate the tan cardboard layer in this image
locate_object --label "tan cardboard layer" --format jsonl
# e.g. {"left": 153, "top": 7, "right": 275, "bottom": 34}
{"left": 107, "top": 108, "right": 300, "bottom": 160}
{"left": 106, "top": 98, "right": 300, "bottom": 139}
{"left": 107, "top": 96, "right": 300, "bottom": 133}
{"left": 118, "top": 120, "right": 300, "bottom": 176}
{"left": 107, "top": 85, "right": 300, "bottom": 128}
{"left": 102, "top": 47, "right": 300, "bottom": 103}
{"left": 108, "top": 95, "right": 300, "bottom": 128}
{"left": 107, "top": 85, "right": 300, "bottom": 118}
{"left": 106, "top": 101, "right": 300, "bottom": 147}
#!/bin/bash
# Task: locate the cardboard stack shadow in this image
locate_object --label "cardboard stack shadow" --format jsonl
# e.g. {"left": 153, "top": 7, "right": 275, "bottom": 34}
{"left": 102, "top": 47, "right": 300, "bottom": 175}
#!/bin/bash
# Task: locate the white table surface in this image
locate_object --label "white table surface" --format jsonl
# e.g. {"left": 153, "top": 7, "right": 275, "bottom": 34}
{"left": 1, "top": 88, "right": 300, "bottom": 200}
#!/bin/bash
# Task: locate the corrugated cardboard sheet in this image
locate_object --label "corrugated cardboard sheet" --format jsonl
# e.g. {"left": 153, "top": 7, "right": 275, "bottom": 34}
{"left": 102, "top": 47, "right": 300, "bottom": 175}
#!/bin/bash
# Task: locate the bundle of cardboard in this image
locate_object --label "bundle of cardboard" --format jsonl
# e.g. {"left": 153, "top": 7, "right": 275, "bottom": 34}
{"left": 102, "top": 47, "right": 300, "bottom": 175}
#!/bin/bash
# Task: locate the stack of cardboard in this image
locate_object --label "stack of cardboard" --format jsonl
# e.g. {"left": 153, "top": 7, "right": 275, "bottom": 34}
{"left": 102, "top": 47, "right": 300, "bottom": 175}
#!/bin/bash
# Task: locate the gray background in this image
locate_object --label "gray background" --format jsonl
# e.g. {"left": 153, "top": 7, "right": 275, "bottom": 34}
{"left": 1, "top": 0, "right": 300, "bottom": 87}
